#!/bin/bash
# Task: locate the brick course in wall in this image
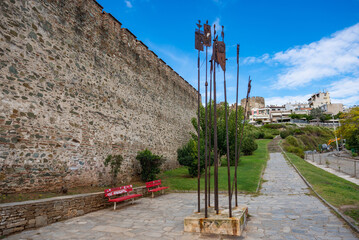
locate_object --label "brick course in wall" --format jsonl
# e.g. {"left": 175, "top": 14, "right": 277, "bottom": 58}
{"left": 0, "top": 0, "right": 197, "bottom": 193}
{"left": 0, "top": 186, "right": 149, "bottom": 237}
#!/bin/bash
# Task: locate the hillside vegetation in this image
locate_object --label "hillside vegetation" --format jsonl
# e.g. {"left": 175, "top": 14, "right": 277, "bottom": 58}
{"left": 281, "top": 125, "right": 334, "bottom": 158}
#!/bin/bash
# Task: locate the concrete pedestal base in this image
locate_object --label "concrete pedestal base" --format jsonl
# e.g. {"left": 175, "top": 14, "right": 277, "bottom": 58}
{"left": 184, "top": 205, "right": 248, "bottom": 236}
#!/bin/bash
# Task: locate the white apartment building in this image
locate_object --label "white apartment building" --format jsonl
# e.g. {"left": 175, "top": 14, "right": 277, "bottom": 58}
{"left": 308, "top": 91, "right": 331, "bottom": 108}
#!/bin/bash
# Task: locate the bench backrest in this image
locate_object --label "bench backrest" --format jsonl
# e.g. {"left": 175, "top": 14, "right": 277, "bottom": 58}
{"left": 104, "top": 185, "right": 133, "bottom": 198}
{"left": 146, "top": 180, "right": 161, "bottom": 188}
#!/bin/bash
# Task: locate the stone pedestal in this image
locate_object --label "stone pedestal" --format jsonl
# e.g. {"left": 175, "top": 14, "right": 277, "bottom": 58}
{"left": 184, "top": 205, "right": 248, "bottom": 236}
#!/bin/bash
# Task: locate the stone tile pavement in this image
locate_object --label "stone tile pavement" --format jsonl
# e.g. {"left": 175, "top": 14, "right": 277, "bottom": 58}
{"left": 8, "top": 153, "right": 358, "bottom": 239}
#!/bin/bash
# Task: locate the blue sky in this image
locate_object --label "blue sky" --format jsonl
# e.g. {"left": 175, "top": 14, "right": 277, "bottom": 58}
{"left": 98, "top": 0, "right": 359, "bottom": 107}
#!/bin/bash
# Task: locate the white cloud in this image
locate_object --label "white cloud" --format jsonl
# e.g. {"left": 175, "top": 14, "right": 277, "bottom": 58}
{"left": 124, "top": 0, "right": 133, "bottom": 8}
{"left": 242, "top": 23, "right": 359, "bottom": 90}
{"left": 242, "top": 53, "right": 270, "bottom": 65}
{"left": 273, "top": 23, "right": 359, "bottom": 89}
{"left": 328, "top": 77, "right": 359, "bottom": 106}
{"left": 265, "top": 94, "right": 311, "bottom": 106}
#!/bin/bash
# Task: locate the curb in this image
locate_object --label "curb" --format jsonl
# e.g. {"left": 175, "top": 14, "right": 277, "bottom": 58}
{"left": 279, "top": 145, "right": 359, "bottom": 234}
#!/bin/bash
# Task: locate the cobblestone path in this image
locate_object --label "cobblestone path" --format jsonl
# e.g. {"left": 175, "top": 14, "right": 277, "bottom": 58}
{"left": 243, "top": 152, "right": 358, "bottom": 240}
{"left": 8, "top": 153, "right": 358, "bottom": 239}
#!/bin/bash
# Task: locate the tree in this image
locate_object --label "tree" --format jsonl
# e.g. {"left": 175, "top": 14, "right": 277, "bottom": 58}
{"left": 177, "top": 102, "right": 255, "bottom": 177}
{"left": 337, "top": 107, "right": 359, "bottom": 151}
{"left": 310, "top": 108, "right": 331, "bottom": 122}
{"left": 104, "top": 154, "right": 123, "bottom": 186}
{"left": 136, "top": 149, "right": 164, "bottom": 182}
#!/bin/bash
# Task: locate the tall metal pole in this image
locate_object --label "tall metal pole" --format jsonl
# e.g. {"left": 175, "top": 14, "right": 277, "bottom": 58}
{"left": 224, "top": 68, "right": 232, "bottom": 218}
{"left": 233, "top": 44, "right": 240, "bottom": 207}
{"left": 231, "top": 76, "right": 251, "bottom": 205}
{"left": 204, "top": 46, "right": 209, "bottom": 218}
{"left": 333, "top": 114, "right": 339, "bottom": 151}
{"left": 208, "top": 60, "right": 213, "bottom": 207}
{"left": 216, "top": 25, "right": 232, "bottom": 218}
{"left": 195, "top": 20, "right": 203, "bottom": 213}
{"left": 212, "top": 30, "right": 219, "bottom": 213}
{"left": 197, "top": 49, "right": 201, "bottom": 213}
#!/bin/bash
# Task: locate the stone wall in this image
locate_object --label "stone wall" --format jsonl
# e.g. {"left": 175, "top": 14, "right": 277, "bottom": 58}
{"left": 0, "top": 186, "right": 148, "bottom": 237}
{"left": 241, "top": 96, "right": 265, "bottom": 117}
{"left": 0, "top": 0, "right": 197, "bottom": 193}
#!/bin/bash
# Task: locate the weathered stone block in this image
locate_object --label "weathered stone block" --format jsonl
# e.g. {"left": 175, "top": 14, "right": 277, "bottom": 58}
{"left": 184, "top": 205, "right": 248, "bottom": 236}
{"left": 35, "top": 215, "right": 47, "bottom": 227}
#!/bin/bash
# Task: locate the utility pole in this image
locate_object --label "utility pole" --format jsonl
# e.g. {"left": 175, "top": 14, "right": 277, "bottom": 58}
{"left": 333, "top": 114, "right": 339, "bottom": 151}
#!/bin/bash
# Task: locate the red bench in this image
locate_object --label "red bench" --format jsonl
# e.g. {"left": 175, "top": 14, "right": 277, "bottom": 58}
{"left": 145, "top": 179, "right": 169, "bottom": 198}
{"left": 104, "top": 185, "right": 142, "bottom": 210}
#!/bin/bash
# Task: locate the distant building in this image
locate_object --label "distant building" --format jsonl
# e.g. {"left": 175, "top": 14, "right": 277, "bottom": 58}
{"left": 241, "top": 96, "right": 265, "bottom": 118}
{"left": 285, "top": 102, "right": 310, "bottom": 111}
{"left": 249, "top": 107, "right": 271, "bottom": 124}
{"left": 319, "top": 103, "right": 343, "bottom": 115}
{"left": 308, "top": 91, "right": 331, "bottom": 108}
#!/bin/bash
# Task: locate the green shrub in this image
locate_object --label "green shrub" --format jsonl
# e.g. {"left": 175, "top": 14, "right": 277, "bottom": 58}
{"left": 280, "top": 130, "right": 291, "bottom": 139}
{"left": 241, "top": 137, "right": 258, "bottom": 155}
{"left": 293, "top": 128, "right": 303, "bottom": 135}
{"left": 177, "top": 139, "right": 214, "bottom": 177}
{"left": 284, "top": 145, "right": 304, "bottom": 158}
{"left": 264, "top": 134, "right": 274, "bottom": 139}
{"left": 285, "top": 135, "right": 300, "bottom": 147}
{"left": 136, "top": 149, "right": 164, "bottom": 182}
{"left": 258, "top": 132, "right": 265, "bottom": 139}
{"left": 104, "top": 154, "right": 123, "bottom": 186}
{"left": 221, "top": 156, "right": 228, "bottom": 166}
{"left": 263, "top": 124, "right": 284, "bottom": 129}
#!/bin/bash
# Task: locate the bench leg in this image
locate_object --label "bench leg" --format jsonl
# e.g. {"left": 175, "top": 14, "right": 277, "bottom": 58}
{"left": 152, "top": 192, "right": 154, "bottom": 198}
{"left": 132, "top": 198, "right": 134, "bottom": 204}
{"left": 114, "top": 202, "right": 116, "bottom": 210}
{"left": 162, "top": 189, "right": 164, "bottom": 195}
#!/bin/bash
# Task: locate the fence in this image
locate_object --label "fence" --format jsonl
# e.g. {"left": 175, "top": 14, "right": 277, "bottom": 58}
{"left": 305, "top": 152, "right": 359, "bottom": 178}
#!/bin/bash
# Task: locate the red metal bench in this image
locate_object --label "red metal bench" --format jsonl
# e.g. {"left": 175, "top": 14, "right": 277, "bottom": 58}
{"left": 104, "top": 185, "right": 142, "bottom": 210}
{"left": 145, "top": 179, "right": 169, "bottom": 198}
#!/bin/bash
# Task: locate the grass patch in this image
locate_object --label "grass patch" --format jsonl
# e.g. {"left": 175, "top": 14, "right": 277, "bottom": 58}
{"left": 160, "top": 139, "right": 271, "bottom": 193}
{"left": 285, "top": 152, "right": 359, "bottom": 222}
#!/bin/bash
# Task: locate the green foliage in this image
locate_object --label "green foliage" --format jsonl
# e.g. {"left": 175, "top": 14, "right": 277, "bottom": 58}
{"left": 284, "top": 145, "right": 304, "bottom": 158}
{"left": 177, "top": 139, "right": 214, "bottom": 177}
{"left": 104, "top": 154, "right": 123, "bottom": 186}
{"left": 242, "top": 137, "right": 258, "bottom": 155}
{"left": 337, "top": 107, "right": 359, "bottom": 151}
{"left": 162, "top": 139, "right": 271, "bottom": 192}
{"left": 289, "top": 113, "right": 313, "bottom": 121}
{"left": 263, "top": 123, "right": 285, "bottom": 129}
{"left": 136, "top": 149, "right": 164, "bottom": 182}
{"left": 310, "top": 108, "right": 332, "bottom": 122}
{"left": 282, "top": 125, "right": 334, "bottom": 158}
{"left": 263, "top": 134, "right": 274, "bottom": 139}
{"left": 280, "top": 130, "right": 291, "bottom": 139}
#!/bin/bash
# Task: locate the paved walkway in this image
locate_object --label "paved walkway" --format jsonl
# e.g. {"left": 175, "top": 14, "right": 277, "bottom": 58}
{"left": 305, "top": 159, "right": 359, "bottom": 186}
{"left": 8, "top": 153, "right": 358, "bottom": 239}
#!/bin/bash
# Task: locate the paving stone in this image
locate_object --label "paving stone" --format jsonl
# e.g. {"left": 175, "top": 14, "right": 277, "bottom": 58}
{"left": 7, "top": 152, "right": 358, "bottom": 239}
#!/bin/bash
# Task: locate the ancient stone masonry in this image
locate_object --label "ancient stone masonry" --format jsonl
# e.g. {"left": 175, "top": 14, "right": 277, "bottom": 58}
{"left": 241, "top": 96, "right": 265, "bottom": 117}
{"left": 0, "top": 0, "right": 197, "bottom": 193}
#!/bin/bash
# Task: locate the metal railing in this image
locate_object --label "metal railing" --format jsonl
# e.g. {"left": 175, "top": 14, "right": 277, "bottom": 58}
{"left": 305, "top": 152, "right": 358, "bottom": 178}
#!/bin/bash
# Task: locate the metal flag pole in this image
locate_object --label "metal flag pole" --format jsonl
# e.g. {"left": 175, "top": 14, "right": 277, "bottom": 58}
{"left": 203, "top": 20, "right": 212, "bottom": 219}
{"left": 220, "top": 26, "right": 232, "bottom": 218}
{"left": 231, "top": 76, "right": 251, "bottom": 207}
{"left": 195, "top": 20, "right": 204, "bottom": 213}
{"left": 197, "top": 33, "right": 201, "bottom": 214}
{"left": 233, "top": 44, "right": 240, "bottom": 207}
{"left": 212, "top": 24, "right": 219, "bottom": 214}
{"left": 208, "top": 59, "right": 213, "bottom": 207}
